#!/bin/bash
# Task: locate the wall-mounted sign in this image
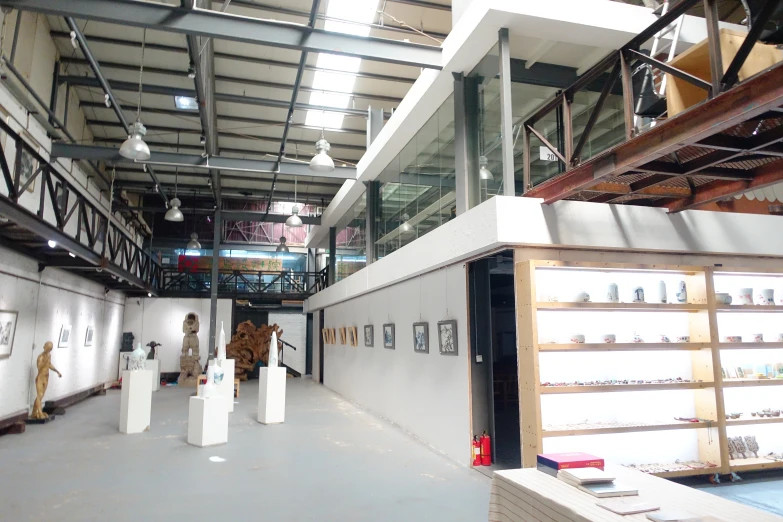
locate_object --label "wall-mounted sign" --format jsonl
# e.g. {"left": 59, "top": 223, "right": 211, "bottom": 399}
{"left": 178, "top": 255, "right": 283, "bottom": 272}
{"left": 539, "top": 146, "right": 558, "bottom": 162}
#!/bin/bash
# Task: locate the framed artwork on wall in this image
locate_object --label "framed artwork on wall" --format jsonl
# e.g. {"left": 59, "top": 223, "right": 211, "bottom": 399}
{"left": 364, "top": 325, "right": 374, "bottom": 347}
{"left": 339, "top": 327, "right": 347, "bottom": 345}
{"left": 413, "top": 322, "right": 429, "bottom": 353}
{"left": 84, "top": 326, "right": 95, "bottom": 347}
{"left": 322, "top": 329, "right": 329, "bottom": 344}
{"left": 0, "top": 310, "right": 18, "bottom": 360}
{"left": 383, "top": 324, "right": 395, "bottom": 349}
{"left": 348, "top": 327, "right": 358, "bottom": 347}
{"left": 329, "top": 329, "right": 336, "bottom": 344}
{"left": 58, "top": 325, "right": 72, "bottom": 348}
{"left": 437, "top": 320, "right": 458, "bottom": 356}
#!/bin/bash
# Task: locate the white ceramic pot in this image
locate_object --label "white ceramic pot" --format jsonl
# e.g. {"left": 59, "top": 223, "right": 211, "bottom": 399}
{"left": 570, "top": 334, "right": 586, "bottom": 344}
{"left": 676, "top": 281, "right": 687, "bottom": 303}
{"left": 715, "top": 292, "right": 732, "bottom": 305}
{"left": 753, "top": 333, "right": 764, "bottom": 342}
{"left": 632, "top": 286, "right": 645, "bottom": 303}
{"left": 575, "top": 291, "right": 590, "bottom": 303}
{"left": 738, "top": 288, "right": 753, "bottom": 305}
{"left": 603, "top": 334, "right": 616, "bottom": 344}
{"left": 657, "top": 281, "right": 667, "bottom": 304}
{"left": 606, "top": 283, "right": 619, "bottom": 303}
{"left": 757, "top": 289, "right": 774, "bottom": 305}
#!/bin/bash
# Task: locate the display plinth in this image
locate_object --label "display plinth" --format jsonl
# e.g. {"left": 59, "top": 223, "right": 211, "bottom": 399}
{"left": 146, "top": 359, "right": 160, "bottom": 391}
{"left": 209, "top": 358, "right": 236, "bottom": 413}
{"left": 120, "top": 370, "right": 152, "bottom": 434}
{"left": 257, "top": 367, "right": 286, "bottom": 424}
{"left": 187, "top": 396, "right": 228, "bottom": 447}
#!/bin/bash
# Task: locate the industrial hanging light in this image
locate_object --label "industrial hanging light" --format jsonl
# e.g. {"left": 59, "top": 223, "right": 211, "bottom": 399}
{"left": 120, "top": 28, "right": 150, "bottom": 161}
{"left": 276, "top": 236, "right": 290, "bottom": 253}
{"left": 309, "top": 131, "right": 335, "bottom": 173}
{"left": 165, "top": 133, "right": 184, "bottom": 221}
{"left": 479, "top": 155, "right": 494, "bottom": 181}
{"left": 400, "top": 213, "right": 412, "bottom": 232}
{"left": 186, "top": 232, "right": 201, "bottom": 250}
{"left": 286, "top": 178, "right": 303, "bottom": 227}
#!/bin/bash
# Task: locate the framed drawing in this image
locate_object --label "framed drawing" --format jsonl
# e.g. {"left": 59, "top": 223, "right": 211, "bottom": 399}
{"left": 339, "top": 327, "right": 347, "bottom": 345}
{"left": 348, "top": 326, "right": 358, "bottom": 347}
{"left": 0, "top": 310, "right": 18, "bottom": 359}
{"left": 84, "top": 325, "right": 95, "bottom": 347}
{"left": 322, "top": 329, "right": 329, "bottom": 344}
{"left": 58, "top": 324, "right": 72, "bottom": 348}
{"left": 329, "top": 329, "right": 336, "bottom": 344}
{"left": 383, "top": 324, "right": 395, "bottom": 349}
{"left": 364, "top": 325, "right": 374, "bottom": 347}
{"left": 437, "top": 320, "right": 458, "bottom": 356}
{"left": 20, "top": 147, "right": 37, "bottom": 193}
{"left": 413, "top": 322, "right": 429, "bottom": 353}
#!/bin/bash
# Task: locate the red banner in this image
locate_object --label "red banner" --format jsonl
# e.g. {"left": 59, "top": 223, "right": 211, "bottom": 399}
{"left": 178, "top": 255, "right": 283, "bottom": 272}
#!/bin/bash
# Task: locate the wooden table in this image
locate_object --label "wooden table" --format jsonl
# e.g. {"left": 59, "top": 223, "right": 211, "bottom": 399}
{"left": 488, "top": 466, "right": 783, "bottom": 522}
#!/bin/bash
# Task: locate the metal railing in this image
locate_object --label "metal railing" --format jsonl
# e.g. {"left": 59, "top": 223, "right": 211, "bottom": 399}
{"left": 160, "top": 266, "right": 329, "bottom": 298}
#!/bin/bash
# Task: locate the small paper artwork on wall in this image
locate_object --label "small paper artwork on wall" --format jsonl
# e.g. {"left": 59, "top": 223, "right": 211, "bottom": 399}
{"left": 328, "top": 329, "right": 336, "bottom": 344}
{"left": 383, "top": 324, "right": 395, "bottom": 349}
{"left": 84, "top": 326, "right": 95, "bottom": 347}
{"left": 322, "top": 329, "right": 329, "bottom": 344}
{"left": 58, "top": 325, "right": 72, "bottom": 349}
{"left": 348, "top": 326, "right": 358, "bottom": 347}
{"left": 413, "top": 322, "right": 429, "bottom": 354}
{"left": 339, "top": 327, "right": 347, "bottom": 345}
{"left": 437, "top": 320, "right": 458, "bottom": 356}
{"left": 0, "top": 310, "right": 18, "bottom": 360}
{"left": 364, "top": 325, "right": 374, "bottom": 347}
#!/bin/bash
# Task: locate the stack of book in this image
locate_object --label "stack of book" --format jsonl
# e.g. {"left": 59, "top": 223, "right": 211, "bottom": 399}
{"left": 556, "top": 467, "right": 639, "bottom": 498}
{"left": 536, "top": 452, "right": 605, "bottom": 477}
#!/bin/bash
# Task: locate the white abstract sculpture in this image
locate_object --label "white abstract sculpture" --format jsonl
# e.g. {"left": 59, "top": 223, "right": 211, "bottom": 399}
{"left": 129, "top": 342, "right": 147, "bottom": 371}
{"left": 268, "top": 331, "right": 279, "bottom": 368}
{"left": 217, "top": 322, "right": 227, "bottom": 361}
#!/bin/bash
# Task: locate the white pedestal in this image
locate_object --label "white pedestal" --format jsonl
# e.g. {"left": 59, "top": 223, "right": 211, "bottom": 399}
{"left": 257, "top": 367, "right": 286, "bottom": 424}
{"left": 146, "top": 359, "right": 160, "bottom": 391}
{"left": 187, "top": 396, "right": 228, "bottom": 447}
{"left": 120, "top": 370, "right": 152, "bottom": 434}
{"left": 209, "top": 358, "right": 235, "bottom": 413}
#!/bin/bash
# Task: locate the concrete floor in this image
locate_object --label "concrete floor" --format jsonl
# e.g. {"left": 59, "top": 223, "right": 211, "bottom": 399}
{"left": 0, "top": 378, "right": 491, "bottom": 522}
{"left": 689, "top": 471, "right": 783, "bottom": 518}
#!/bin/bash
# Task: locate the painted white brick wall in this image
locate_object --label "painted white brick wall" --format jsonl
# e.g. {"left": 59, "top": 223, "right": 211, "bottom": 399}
{"left": 270, "top": 312, "right": 307, "bottom": 376}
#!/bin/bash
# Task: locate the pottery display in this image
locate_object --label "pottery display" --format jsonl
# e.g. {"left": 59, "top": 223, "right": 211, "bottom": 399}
{"left": 738, "top": 288, "right": 753, "bottom": 305}
{"left": 723, "top": 335, "right": 742, "bottom": 343}
{"left": 633, "top": 332, "right": 644, "bottom": 343}
{"left": 632, "top": 286, "right": 645, "bottom": 303}
{"left": 676, "top": 281, "right": 687, "bottom": 303}
{"left": 657, "top": 281, "right": 667, "bottom": 303}
{"left": 715, "top": 292, "right": 732, "bottom": 304}
{"left": 212, "top": 360, "right": 225, "bottom": 386}
{"left": 570, "top": 334, "right": 586, "bottom": 344}
{"left": 753, "top": 333, "right": 764, "bottom": 343}
{"left": 129, "top": 342, "right": 146, "bottom": 371}
{"left": 606, "top": 283, "right": 619, "bottom": 303}
{"left": 575, "top": 291, "right": 590, "bottom": 303}
{"left": 603, "top": 334, "right": 616, "bottom": 344}
{"left": 778, "top": 333, "right": 783, "bottom": 342}
{"left": 676, "top": 335, "right": 691, "bottom": 343}
{"left": 659, "top": 334, "right": 671, "bottom": 343}
{"left": 757, "top": 288, "right": 775, "bottom": 305}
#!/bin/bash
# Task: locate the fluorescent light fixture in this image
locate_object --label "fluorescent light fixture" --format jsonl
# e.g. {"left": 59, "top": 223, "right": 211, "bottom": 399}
{"left": 174, "top": 96, "right": 199, "bottom": 111}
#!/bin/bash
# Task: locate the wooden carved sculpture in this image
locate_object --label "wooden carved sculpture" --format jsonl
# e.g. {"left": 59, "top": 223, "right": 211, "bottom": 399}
{"left": 30, "top": 342, "right": 62, "bottom": 420}
{"left": 178, "top": 313, "right": 201, "bottom": 387}
{"left": 225, "top": 321, "right": 283, "bottom": 380}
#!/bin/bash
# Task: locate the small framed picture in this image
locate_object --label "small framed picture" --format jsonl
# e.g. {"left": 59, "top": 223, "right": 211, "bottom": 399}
{"left": 383, "top": 324, "right": 395, "bottom": 349}
{"left": 364, "top": 325, "right": 374, "bottom": 347}
{"left": 437, "top": 320, "right": 458, "bottom": 356}
{"left": 0, "top": 310, "right": 18, "bottom": 359}
{"left": 339, "top": 327, "right": 347, "bottom": 345}
{"left": 413, "top": 322, "right": 429, "bottom": 353}
{"left": 84, "top": 325, "right": 95, "bottom": 347}
{"left": 348, "top": 327, "right": 358, "bottom": 347}
{"left": 58, "top": 325, "right": 72, "bottom": 348}
{"left": 329, "top": 329, "right": 336, "bottom": 344}
{"left": 322, "top": 329, "right": 329, "bottom": 344}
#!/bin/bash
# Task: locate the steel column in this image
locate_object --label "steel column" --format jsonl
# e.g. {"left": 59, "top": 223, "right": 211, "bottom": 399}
{"left": 452, "top": 73, "right": 479, "bottom": 214}
{"left": 366, "top": 106, "right": 384, "bottom": 149}
{"left": 365, "top": 180, "right": 379, "bottom": 265}
{"left": 703, "top": 0, "right": 723, "bottom": 97}
{"left": 497, "top": 28, "right": 515, "bottom": 196}
{"left": 328, "top": 226, "right": 336, "bottom": 286}
{"left": 208, "top": 172, "right": 221, "bottom": 357}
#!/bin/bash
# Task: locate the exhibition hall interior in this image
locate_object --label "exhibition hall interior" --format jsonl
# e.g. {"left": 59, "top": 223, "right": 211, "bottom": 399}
{"left": 2, "top": 0, "right": 783, "bottom": 520}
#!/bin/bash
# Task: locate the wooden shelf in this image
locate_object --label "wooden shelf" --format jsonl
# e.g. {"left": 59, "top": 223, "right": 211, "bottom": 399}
{"left": 652, "top": 467, "right": 718, "bottom": 478}
{"left": 723, "top": 379, "right": 783, "bottom": 388}
{"left": 536, "top": 302, "right": 706, "bottom": 311}
{"left": 540, "top": 382, "right": 713, "bottom": 394}
{"left": 539, "top": 342, "right": 710, "bottom": 352}
{"left": 729, "top": 457, "right": 783, "bottom": 472}
{"left": 726, "top": 415, "right": 783, "bottom": 427}
{"left": 716, "top": 304, "right": 783, "bottom": 313}
{"left": 719, "top": 342, "right": 783, "bottom": 350}
{"left": 542, "top": 420, "right": 711, "bottom": 437}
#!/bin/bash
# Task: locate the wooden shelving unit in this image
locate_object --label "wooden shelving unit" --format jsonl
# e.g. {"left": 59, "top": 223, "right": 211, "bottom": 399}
{"left": 514, "top": 259, "right": 783, "bottom": 477}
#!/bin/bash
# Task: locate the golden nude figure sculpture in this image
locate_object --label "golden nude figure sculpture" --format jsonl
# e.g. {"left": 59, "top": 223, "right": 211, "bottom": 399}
{"left": 30, "top": 341, "right": 62, "bottom": 420}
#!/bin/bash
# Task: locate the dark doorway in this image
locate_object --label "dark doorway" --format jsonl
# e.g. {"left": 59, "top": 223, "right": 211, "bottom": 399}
{"left": 318, "top": 309, "right": 324, "bottom": 383}
{"left": 305, "top": 313, "right": 313, "bottom": 375}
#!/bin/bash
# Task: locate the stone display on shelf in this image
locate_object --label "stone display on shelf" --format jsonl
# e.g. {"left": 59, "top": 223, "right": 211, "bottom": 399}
{"left": 28, "top": 341, "right": 62, "bottom": 422}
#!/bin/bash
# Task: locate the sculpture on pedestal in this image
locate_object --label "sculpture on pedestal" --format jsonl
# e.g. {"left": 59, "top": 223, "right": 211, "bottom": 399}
{"left": 29, "top": 342, "right": 62, "bottom": 420}
{"left": 178, "top": 313, "right": 201, "bottom": 386}
{"left": 225, "top": 321, "right": 284, "bottom": 380}
{"left": 129, "top": 343, "right": 146, "bottom": 371}
{"left": 146, "top": 341, "right": 160, "bottom": 360}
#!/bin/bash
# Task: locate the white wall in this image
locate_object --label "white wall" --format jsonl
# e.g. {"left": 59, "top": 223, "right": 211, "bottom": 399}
{"left": 121, "top": 298, "right": 232, "bottom": 374}
{"left": 0, "top": 245, "right": 125, "bottom": 421}
{"left": 269, "top": 311, "right": 307, "bottom": 376}
{"left": 322, "top": 263, "right": 471, "bottom": 465}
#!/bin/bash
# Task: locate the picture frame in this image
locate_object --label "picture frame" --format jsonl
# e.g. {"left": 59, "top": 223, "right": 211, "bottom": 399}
{"left": 383, "top": 323, "right": 395, "bottom": 349}
{"left": 84, "top": 325, "right": 95, "bottom": 347}
{"left": 413, "top": 322, "right": 429, "bottom": 353}
{"left": 348, "top": 326, "right": 358, "bottom": 347}
{"left": 339, "top": 327, "right": 347, "bottom": 345}
{"left": 437, "top": 320, "right": 458, "bottom": 356}
{"left": 19, "top": 147, "right": 37, "bottom": 193}
{"left": 364, "top": 325, "right": 374, "bottom": 347}
{"left": 0, "top": 310, "right": 18, "bottom": 360}
{"left": 327, "top": 329, "right": 335, "bottom": 344}
{"left": 322, "top": 328, "right": 329, "bottom": 344}
{"left": 58, "top": 324, "right": 72, "bottom": 348}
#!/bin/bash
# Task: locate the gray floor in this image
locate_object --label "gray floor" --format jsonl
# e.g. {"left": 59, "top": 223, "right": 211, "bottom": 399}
{"left": 689, "top": 471, "right": 783, "bottom": 518}
{"left": 0, "top": 378, "right": 491, "bottom": 522}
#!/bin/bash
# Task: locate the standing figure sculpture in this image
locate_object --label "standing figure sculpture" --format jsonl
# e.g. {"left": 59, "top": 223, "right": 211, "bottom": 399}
{"left": 178, "top": 313, "right": 202, "bottom": 386}
{"left": 30, "top": 342, "right": 62, "bottom": 420}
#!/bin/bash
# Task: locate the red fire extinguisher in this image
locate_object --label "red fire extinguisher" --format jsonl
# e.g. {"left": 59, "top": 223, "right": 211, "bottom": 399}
{"left": 480, "top": 431, "right": 492, "bottom": 466}
{"left": 472, "top": 436, "right": 482, "bottom": 466}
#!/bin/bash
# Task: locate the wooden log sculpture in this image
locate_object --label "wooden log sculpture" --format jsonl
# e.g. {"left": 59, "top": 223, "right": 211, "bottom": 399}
{"left": 226, "top": 321, "right": 283, "bottom": 380}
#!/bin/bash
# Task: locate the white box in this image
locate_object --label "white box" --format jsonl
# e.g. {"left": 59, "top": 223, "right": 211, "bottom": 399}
{"left": 120, "top": 370, "right": 152, "bottom": 434}
{"left": 146, "top": 359, "right": 160, "bottom": 392}
{"left": 187, "top": 396, "right": 228, "bottom": 447}
{"left": 209, "top": 358, "right": 235, "bottom": 413}
{"left": 257, "top": 367, "right": 286, "bottom": 424}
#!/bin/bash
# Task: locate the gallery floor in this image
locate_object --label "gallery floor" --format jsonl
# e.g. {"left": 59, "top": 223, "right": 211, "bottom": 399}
{"left": 0, "top": 378, "right": 491, "bottom": 522}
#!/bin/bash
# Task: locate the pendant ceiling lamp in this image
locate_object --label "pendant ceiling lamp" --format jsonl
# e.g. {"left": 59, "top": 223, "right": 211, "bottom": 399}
{"left": 165, "top": 132, "right": 184, "bottom": 221}
{"left": 479, "top": 155, "right": 494, "bottom": 181}
{"left": 400, "top": 213, "right": 412, "bottom": 232}
{"left": 276, "top": 236, "right": 290, "bottom": 253}
{"left": 186, "top": 232, "right": 201, "bottom": 250}
{"left": 120, "top": 28, "right": 150, "bottom": 161}
{"left": 286, "top": 178, "right": 303, "bottom": 227}
{"left": 309, "top": 121, "right": 335, "bottom": 172}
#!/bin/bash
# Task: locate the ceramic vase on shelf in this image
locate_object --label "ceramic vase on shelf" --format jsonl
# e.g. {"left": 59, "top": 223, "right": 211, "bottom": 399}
{"left": 738, "top": 288, "right": 753, "bottom": 305}
{"left": 632, "top": 286, "right": 645, "bottom": 303}
{"left": 676, "top": 281, "right": 687, "bottom": 303}
{"left": 757, "top": 289, "right": 774, "bottom": 306}
{"left": 657, "top": 281, "right": 667, "bottom": 303}
{"left": 575, "top": 291, "right": 590, "bottom": 303}
{"left": 607, "top": 283, "right": 619, "bottom": 303}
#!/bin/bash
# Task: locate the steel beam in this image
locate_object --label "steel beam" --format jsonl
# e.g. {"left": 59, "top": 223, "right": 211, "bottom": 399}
{"left": 7, "top": 0, "right": 442, "bottom": 69}
{"left": 50, "top": 143, "right": 357, "bottom": 179}
{"left": 328, "top": 226, "right": 336, "bottom": 286}
{"left": 222, "top": 210, "right": 321, "bottom": 225}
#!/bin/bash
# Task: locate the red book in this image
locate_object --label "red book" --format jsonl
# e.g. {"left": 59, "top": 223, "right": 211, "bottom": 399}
{"left": 537, "top": 452, "right": 604, "bottom": 474}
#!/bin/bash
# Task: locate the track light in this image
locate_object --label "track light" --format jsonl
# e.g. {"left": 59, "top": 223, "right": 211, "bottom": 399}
{"left": 147, "top": 292, "right": 152, "bottom": 297}
{"left": 309, "top": 136, "right": 335, "bottom": 173}
{"left": 276, "top": 236, "right": 289, "bottom": 253}
{"left": 104, "top": 94, "right": 111, "bottom": 108}
{"left": 47, "top": 240, "right": 57, "bottom": 248}
{"left": 186, "top": 232, "right": 201, "bottom": 250}
{"left": 119, "top": 121, "right": 151, "bottom": 161}
{"left": 400, "top": 214, "right": 412, "bottom": 233}
{"left": 479, "top": 155, "right": 494, "bottom": 181}
{"left": 187, "top": 63, "right": 196, "bottom": 79}
{"left": 69, "top": 31, "right": 78, "bottom": 49}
